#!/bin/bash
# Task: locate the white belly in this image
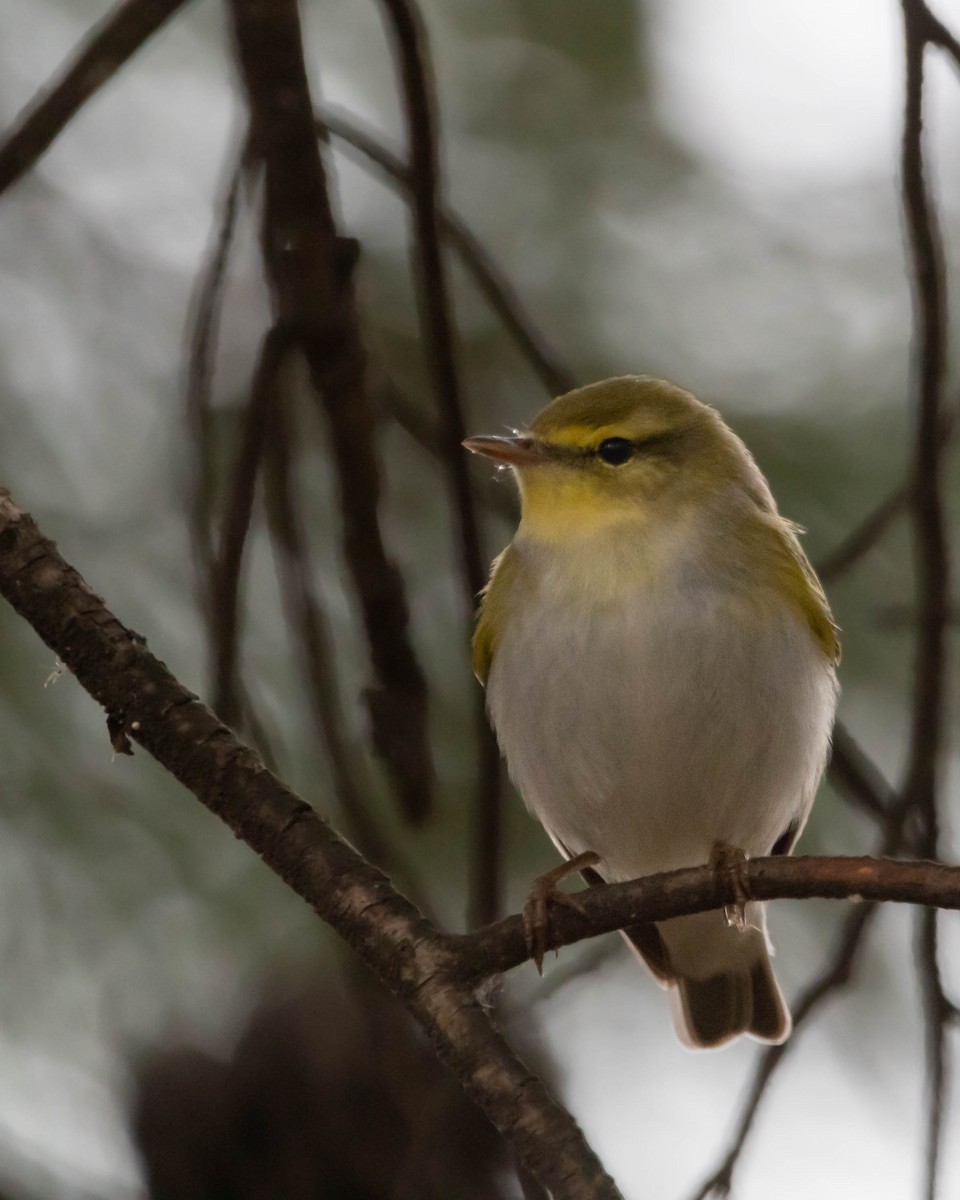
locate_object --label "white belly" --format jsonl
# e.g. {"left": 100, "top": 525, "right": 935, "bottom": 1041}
{"left": 487, "top": 571, "right": 836, "bottom": 884}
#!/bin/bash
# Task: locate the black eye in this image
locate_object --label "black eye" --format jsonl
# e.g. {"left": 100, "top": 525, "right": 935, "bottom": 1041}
{"left": 597, "top": 437, "right": 634, "bottom": 466}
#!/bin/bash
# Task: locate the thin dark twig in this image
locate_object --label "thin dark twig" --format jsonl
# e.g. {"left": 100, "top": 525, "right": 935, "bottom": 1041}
{"left": 828, "top": 722, "right": 897, "bottom": 825}
{"left": 916, "top": 904, "right": 953, "bottom": 1200}
{"left": 318, "top": 108, "right": 576, "bottom": 397}
{"left": 816, "top": 388, "right": 959, "bottom": 586}
{"left": 900, "top": 1, "right": 950, "bottom": 804}
{"left": 378, "top": 379, "right": 519, "bottom": 523}
{"left": 687, "top": 787, "right": 917, "bottom": 1200}
{"left": 816, "top": 484, "right": 909, "bottom": 583}
{"left": 375, "top": 0, "right": 503, "bottom": 924}
{"left": 0, "top": 0, "right": 190, "bottom": 197}
{"left": 689, "top": 898, "right": 879, "bottom": 1200}
{"left": 918, "top": 4, "right": 960, "bottom": 74}
{"left": 213, "top": 324, "right": 288, "bottom": 725}
{"left": 262, "top": 385, "right": 434, "bottom": 919}
{"left": 900, "top": 5, "right": 953, "bottom": 1197}
{"left": 184, "top": 145, "right": 245, "bottom": 622}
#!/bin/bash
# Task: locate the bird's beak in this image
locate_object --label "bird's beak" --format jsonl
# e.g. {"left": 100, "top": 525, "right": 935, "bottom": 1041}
{"left": 462, "top": 435, "right": 542, "bottom": 466}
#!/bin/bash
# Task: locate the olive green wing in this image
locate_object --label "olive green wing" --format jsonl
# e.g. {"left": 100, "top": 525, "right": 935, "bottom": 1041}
{"left": 472, "top": 544, "right": 521, "bottom": 685}
{"left": 768, "top": 516, "right": 840, "bottom": 665}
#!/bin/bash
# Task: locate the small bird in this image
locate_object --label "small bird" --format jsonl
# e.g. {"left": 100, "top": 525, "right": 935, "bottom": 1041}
{"left": 465, "top": 376, "right": 839, "bottom": 1048}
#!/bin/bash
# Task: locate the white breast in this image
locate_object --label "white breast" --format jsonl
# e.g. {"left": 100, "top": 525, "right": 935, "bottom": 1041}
{"left": 486, "top": 535, "right": 837, "bottom": 884}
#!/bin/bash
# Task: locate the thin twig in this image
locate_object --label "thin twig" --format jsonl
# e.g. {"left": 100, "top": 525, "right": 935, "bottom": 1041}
{"left": 689, "top": 896, "right": 879, "bottom": 1200}
{"left": 816, "top": 485, "right": 909, "bottom": 583}
{"left": 828, "top": 722, "right": 897, "bottom": 825}
{"left": 378, "top": 379, "right": 519, "bottom": 523}
{"left": 0, "top": 0, "right": 190, "bottom": 197}
{"left": 318, "top": 108, "right": 576, "bottom": 397}
{"left": 918, "top": 5, "right": 960, "bottom": 74}
{"left": 687, "top": 776, "right": 920, "bottom": 1200}
{"left": 213, "top": 324, "right": 287, "bottom": 726}
{"left": 375, "top": 0, "right": 503, "bottom": 924}
{"left": 900, "top": 5, "right": 953, "bottom": 1197}
{"left": 183, "top": 144, "right": 245, "bottom": 623}
{"left": 815, "top": 390, "right": 959, "bottom": 585}
{"left": 262, "top": 380, "right": 434, "bottom": 918}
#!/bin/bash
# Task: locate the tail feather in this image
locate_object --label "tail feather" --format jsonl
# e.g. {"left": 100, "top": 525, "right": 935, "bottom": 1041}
{"left": 663, "top": 909, "right": 792, "bottom": 1049}
{"left": 674, "top": 961, "right": 790, "bottom": 1048}
{"left": 564, "top": 841, "right": 792, "bottom": 1048}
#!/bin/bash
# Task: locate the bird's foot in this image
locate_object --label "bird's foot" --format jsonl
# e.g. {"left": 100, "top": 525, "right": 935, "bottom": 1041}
{"left": 522, "top": 851, "right": 601, "bottom": 974}
{"left": 710, "top": 842, "right": 751, "bottom": 932}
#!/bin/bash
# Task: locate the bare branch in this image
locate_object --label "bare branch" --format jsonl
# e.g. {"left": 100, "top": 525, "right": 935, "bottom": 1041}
{"left": 5, "top": 488, "right": 960, "bottom": 1194}
{"left": 262, "top": 385, "right": 435, "bottom": 918}
{"left": 0, "top": 489, "right": 623, "bottom": 1200}
{"left": 212, "top": 323, "right": 287, "bottom": 725}
{"left": 816, "top": 484, "right": 909, "bottom": 583}
{"left": 184, "top": 144, "right": 245, "bottom": 618}
{"left": 828, "top": 722, "right": 897, "bottom": 825}
{"left": 0, "top": 0, "right": 190, "bottom": 197}
{"left": 900, "top": 5, "right": 953, "bottom": 1196}
{"left": 455, "top": 854, "right": 960, "bottom": 981}
{"left": 319, "top": 108, "right": 576, "bottom": 397}
{"left": 373, "top": 0, "right": 505, "bottom": 924}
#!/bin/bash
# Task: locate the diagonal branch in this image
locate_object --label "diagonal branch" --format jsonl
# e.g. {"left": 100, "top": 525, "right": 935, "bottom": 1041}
{"left": 0, "top": 0, "right": 191, "bottom": 197}
{"left": 0, "top": 488, "right": 622, "bottom": 1200}
{"left": 318, "top": 107, "right": 576, "bottom": 397}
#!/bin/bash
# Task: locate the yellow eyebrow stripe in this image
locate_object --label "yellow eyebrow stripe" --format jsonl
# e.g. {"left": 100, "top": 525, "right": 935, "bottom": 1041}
{"left": 540, "top": 424, "right": 621, "bottom": 447}
{"left": 541, "top": 423, "right": 675, "bottom": 450}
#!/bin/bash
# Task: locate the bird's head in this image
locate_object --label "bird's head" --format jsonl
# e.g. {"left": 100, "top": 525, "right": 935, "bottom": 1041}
{"left": 464, "top": 376, "right": 771, "bottom": 542}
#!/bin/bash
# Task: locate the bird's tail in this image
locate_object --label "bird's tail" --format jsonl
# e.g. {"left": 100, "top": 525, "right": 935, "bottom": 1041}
{"left": 658, "top": 906, "right": 791, "bottom": 1049}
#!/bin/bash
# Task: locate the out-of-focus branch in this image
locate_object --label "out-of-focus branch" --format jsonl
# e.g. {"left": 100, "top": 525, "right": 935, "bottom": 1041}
{"left": 377, "top": 380, "right": 517, "bottom": 523}
{"left": 184, "top": 146, "right": 245, "bottom": 620}
{"left": 689, "top": 897, "right": 879, "bottom": 1200}
{"left": 816, "top": 485, "right": 909, "bottom": 583}
{"left": 374, "top": 0, "right": 504, "bottom": 926}
{"left": 262, "top": 382, "right": 434, "bottom": 918}
{"left": 0, "top": 0, "right": 190, "bottom": 197}
{"left": 319, "top": 108, "right": 576, "bottom": 397}
{"left": 900, "top": 6, "right": 953, "bottom": 1198}
{"left": 212, "top": 324, "right": 287, "bottom": 726}
{"left": 0, "top": 489, "right": 623, "bottom": 1200}
{"left": 828, "top": 722, "right": 897, "bottom": 824}
{"left": 226, "top": 0, "right": 433, "bottom": 823}
{"left": 916, "top": 3, "right": 960, "bottom": 73}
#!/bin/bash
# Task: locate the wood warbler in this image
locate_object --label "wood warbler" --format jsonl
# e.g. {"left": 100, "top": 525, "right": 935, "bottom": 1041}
{"left": 465, "top": 376, "right": 839, "bottom": 1048}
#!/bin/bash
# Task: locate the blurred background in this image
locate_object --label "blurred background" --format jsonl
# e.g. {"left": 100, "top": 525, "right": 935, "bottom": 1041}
{"left": 1, "top": 0, "right": 959, "bottom": 1196}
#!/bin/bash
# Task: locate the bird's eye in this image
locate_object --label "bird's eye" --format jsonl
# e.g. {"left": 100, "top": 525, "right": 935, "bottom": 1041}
{"left": 597, "top": 437, "right": 634, "bottom": 466}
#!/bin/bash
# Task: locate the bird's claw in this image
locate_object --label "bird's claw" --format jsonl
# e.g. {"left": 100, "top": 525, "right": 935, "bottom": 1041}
{"left": 522, "top": 851, "right": 601, "bottom": 973}
{"left": 710, "top": 842, "right": 751, "bottom": 931}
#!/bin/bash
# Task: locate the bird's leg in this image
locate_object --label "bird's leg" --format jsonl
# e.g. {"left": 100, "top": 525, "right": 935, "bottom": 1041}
{"left": 710, "top": 841, "right": 751, "bottom": 932}
{"left": 522, "top": 851, "right": 601, "bottom": 974}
